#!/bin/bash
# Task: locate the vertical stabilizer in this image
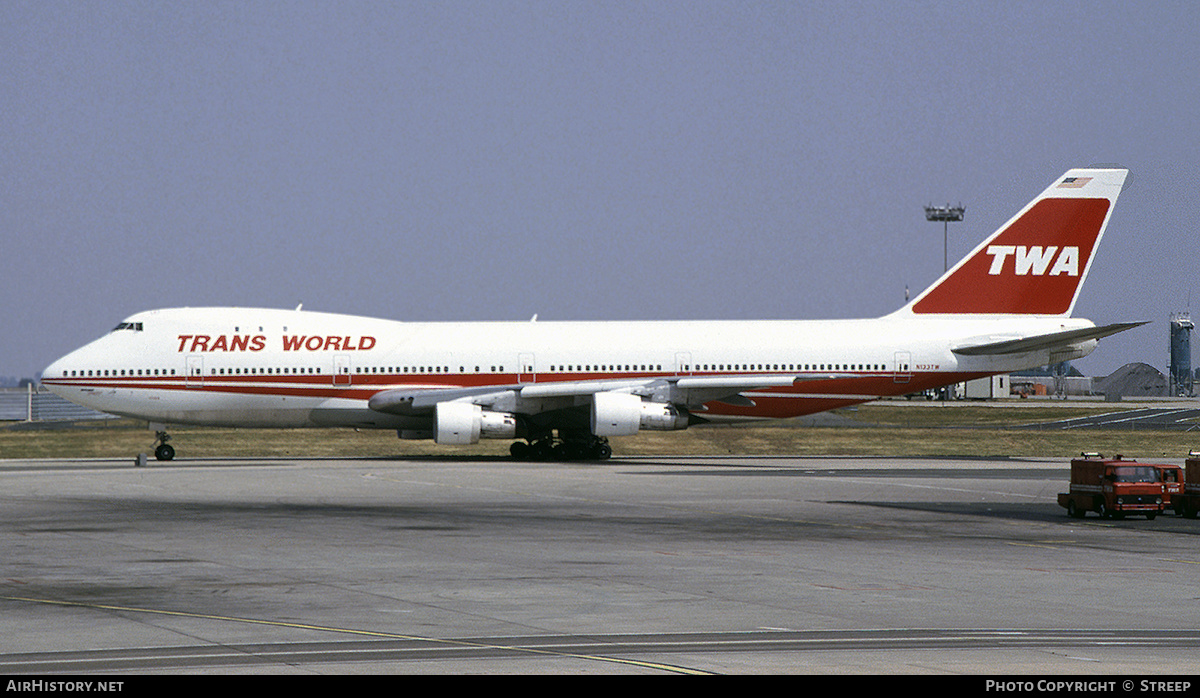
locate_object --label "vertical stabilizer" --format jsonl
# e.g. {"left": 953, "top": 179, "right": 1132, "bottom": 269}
{"left": 898, "top": 168, "right": 1127, "bottom": 316}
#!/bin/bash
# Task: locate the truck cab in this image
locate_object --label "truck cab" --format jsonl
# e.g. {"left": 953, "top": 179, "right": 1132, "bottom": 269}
{"left": 1174, "top": 456, "right": 1200, "bottom": 519}
{"left": 1154, "top": 464, "right": 1184, "bottom": 514}
{"left": 1058, "top": 454, "right": 1165, "bottom": 520}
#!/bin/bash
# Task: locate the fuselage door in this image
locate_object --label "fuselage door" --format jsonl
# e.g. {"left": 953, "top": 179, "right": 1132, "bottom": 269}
{"left": 185, "top": 355, "right": 204, "bottom": 387}
{"left": 334, "top": 355, "right": 352, "bottom": 386}
{"left": 518, "top": 353, "right": 536, "bottom": 384}
{"left": 675, "top": 352, "right": 693, "bottom": 376}
{"left": 893, "top": 351, "right": 912, "bottom": 383}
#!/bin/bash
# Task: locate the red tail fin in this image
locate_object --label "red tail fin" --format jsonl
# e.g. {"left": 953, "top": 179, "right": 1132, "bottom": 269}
{"left": 902, "top": 168, "right": 1127, "bottom": 316}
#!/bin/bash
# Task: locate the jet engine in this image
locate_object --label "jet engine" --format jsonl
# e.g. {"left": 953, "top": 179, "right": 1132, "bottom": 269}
{"left": 590, "top": 391, "right": 688, "bottom": 437}
{"left": 434, "top": 401, "right": 518, "bottom": 445}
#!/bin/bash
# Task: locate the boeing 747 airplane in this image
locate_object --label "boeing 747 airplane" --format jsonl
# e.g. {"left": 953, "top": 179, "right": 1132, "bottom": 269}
{"left": 43, "top": 167, "right": 1141, "bottom": 460}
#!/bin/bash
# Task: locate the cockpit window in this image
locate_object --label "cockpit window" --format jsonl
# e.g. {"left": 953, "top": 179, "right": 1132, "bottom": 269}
{"left": 111, "top": 322, "right": 144, "bottom": 332}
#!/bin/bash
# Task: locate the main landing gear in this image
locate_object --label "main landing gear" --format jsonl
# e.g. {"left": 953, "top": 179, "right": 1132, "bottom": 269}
{"left": 509, "top": 435, "right": 612, "bottom": 461}
{"left": 153, "top": 430, "right": 176, "bottom": 461}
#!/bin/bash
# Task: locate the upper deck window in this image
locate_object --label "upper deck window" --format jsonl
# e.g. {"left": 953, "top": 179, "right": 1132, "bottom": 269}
{"left": 112, "top": 322, "right": 144, "bottom": 332}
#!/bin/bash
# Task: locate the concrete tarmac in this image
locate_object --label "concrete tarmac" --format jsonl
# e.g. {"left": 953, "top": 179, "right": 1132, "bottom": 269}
{"left": 1, "top": 454, "right": 1198, "bottom": 674}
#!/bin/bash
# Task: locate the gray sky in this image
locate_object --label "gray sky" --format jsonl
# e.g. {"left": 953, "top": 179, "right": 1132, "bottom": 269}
{"left": 4, "top": 1, "right": 1197, "bottom": 380}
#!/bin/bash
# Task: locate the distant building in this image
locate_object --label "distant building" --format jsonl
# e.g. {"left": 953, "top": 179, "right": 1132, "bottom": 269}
{"left": 1170, "top": 312, "right": 1194, "bottom": 397}
{"left": 1093, "top": 363, "right": 1167, "bottom": 399}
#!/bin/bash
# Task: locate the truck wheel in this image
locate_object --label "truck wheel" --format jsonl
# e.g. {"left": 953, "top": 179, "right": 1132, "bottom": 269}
{"left": 1146, "top": 512, "right": 1157, "bottom": 521}
{"left": 1067, "top": 501, "right": 1084, "bottom": 518}
{"left": 1096, "top": 501, "right": 1109, "bottom": 519}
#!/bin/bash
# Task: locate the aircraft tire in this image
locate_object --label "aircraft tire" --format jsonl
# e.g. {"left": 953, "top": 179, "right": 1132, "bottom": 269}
{"left": 531, "top": 439, "right": 555, "bottom": 461}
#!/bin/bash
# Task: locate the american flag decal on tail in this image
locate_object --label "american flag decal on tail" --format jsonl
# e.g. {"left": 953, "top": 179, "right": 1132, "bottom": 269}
{"left": 1058, "top": 176, "right": 1093, "bottom": 188}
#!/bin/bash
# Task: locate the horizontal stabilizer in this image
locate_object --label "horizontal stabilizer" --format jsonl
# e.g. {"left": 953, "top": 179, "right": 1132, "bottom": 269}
{"left": 951, "top": 322, "right": 1147, "bottom": 356}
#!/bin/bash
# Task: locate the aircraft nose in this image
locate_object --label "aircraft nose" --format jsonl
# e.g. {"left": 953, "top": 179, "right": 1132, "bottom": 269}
{"left": 42, "top": 356, "right": 68, "bottom": 392}
{"left": 44, "top": 353, "right": 64, "bottom": 376}
{"left": 42, "top": 349, "right": 80, "bottom": 397}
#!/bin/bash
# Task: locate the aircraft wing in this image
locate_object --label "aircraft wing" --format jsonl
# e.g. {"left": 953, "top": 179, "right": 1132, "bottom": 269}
{"left": 368, "top": 384, "right": 524, "bottom": 415}
{"left": 366, "top": 373, "right": 848, "bottom": 416}
{"left": 520, "top": 374, "right": 801, "bottom": 397}
{"left": 951, "top": 321, "right": 1147, "bottom": 356}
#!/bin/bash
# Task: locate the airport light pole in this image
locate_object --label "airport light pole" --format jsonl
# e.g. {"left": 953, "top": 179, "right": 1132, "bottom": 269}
{"left": 924, "top": 203, "right": 965, "bottom": 402}
{"left": 924, "top": 204, "right": 965, "bottom": 272}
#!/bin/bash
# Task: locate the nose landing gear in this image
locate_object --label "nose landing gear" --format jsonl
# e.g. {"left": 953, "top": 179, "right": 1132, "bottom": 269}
{"left": 153, "top": 430, "right": 175, "bottom": 461}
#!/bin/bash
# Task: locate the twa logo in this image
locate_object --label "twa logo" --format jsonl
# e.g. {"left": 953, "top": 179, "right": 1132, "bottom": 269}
{"left": 985, "top": 245, "right": 1079, "bottom": 277}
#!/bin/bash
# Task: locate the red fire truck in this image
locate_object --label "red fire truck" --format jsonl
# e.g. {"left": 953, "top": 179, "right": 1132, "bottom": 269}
{"left": 1173, "top": 455, "right": 1200, "bottom": 519}
{"left": 1058, "top": 454, "right": 1165, "bottom": 520}
{"left": 1155, "top": 463, "right": 1184, "bottom": 514}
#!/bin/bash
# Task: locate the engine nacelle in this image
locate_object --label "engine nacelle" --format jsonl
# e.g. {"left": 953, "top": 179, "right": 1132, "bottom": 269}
{"left": 638, "top": 401, "right": 690, "bottom": 431}
{"left": 590, "top": 392, "right": 688, "bottom": 437}
{"left": 434, "top": 402, "right": 517, "bottom": 445}
{"left": 591, "top": 392, "right": 642, "bottom": 436}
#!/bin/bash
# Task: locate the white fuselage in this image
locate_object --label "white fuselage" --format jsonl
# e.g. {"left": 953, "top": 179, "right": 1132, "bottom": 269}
{"left": 42, "top": 306, "right": 1096, "bottom": 429}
